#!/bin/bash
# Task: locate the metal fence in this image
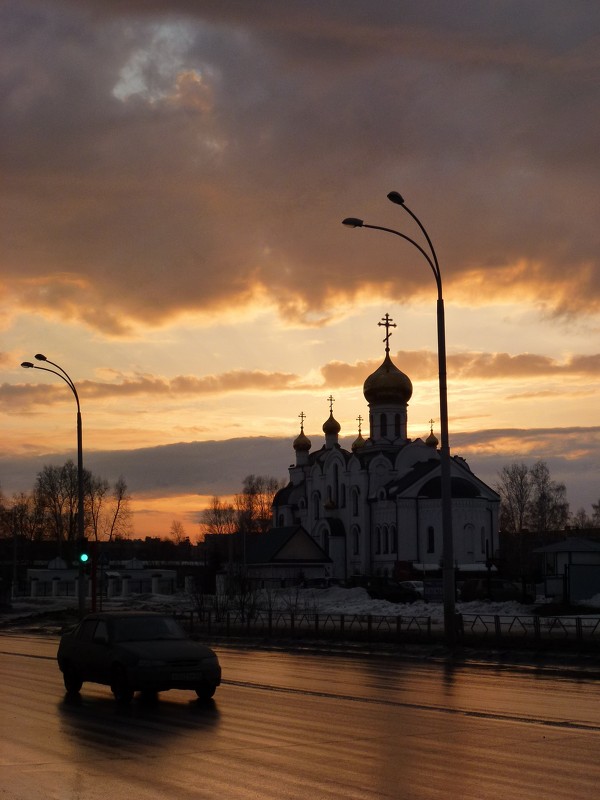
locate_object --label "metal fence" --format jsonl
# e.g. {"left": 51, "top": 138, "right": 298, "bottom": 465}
{"left": 178, "top": 608, "right": 600, "bottom": 650}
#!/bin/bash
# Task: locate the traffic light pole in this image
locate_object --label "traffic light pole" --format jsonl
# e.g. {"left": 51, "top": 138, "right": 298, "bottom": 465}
{"left": 76, "top": 408, "right": 86, "bottom": 618}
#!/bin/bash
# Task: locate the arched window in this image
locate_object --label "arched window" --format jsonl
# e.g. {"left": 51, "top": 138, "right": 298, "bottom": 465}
{"left": 390, "top": 525, "right": 397, "bottom": 553}
{"left": 333, "top": 464, "right": 339, "bottom": 505}
{"left": 340, "top": 483, "right": 346, "bottom": 508}
{"left": 278, "top": 514, "right": 284, "bottom": 527}
{"left": 382, "top": 525, "right": 389, "bottom": 554}
{"left": 380, "top": 413, "right": 387, "bottom": 437}
{"left": 427, "top": 526, "right": 435, "bottom": 554}
{"left": 351, "top": 487, "right": 359, "bottom": 517}
{"left": 394, "top": 413, "right": 401, "bottom": 437}
{"left": 312, "top": 492, "right": 320, "bottom": 520}
{"left": 352, "top": 525, "right": 360, "bottom": 556}
{"left": 375, "top": 526, "right": 381, "bottom": 554}
{"left": 481, "top": 526, "right": 486, "bottom": 553}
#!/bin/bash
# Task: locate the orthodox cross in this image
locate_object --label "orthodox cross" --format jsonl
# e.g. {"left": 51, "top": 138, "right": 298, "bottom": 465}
{"left": 298, "top": 411, "right": 306, "bottom": 431}
{"left": 327, "top": 394, "right": 335, "bottom": 414}
{"left": 429, "top": 418, "right": 435, "bottom": 434}
{"left": 356, "top": 414, "right": 363, "bottom": 435}
{"left": 378, "top": 313, "right": 397, "bottom": 354}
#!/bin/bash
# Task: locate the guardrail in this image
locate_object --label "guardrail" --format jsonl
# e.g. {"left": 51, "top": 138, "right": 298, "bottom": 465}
{"left": 178, "top": 608, "right": 600, "bottom": 650}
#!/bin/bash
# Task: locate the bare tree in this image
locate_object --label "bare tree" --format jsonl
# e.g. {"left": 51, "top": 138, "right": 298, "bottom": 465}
{"left": 570, "top": 508, "right": 594, "bottom": 529}
{"left": 235, "top": 474, "right": 285, "bottom": 535}
{"left": 87, "top": 474, "right": 132, "bottom": 542}
{"left": 496, "top": 463, "right": 531, "bottom": 533}
{"left": 103, "top": 476, "right": 132, "bottom": 541}
{"left": 528, "top": 461, "right": 569, "bottom": 532}
{"left": 592, "top": 499, "right": 600, "bottom": 527}
{"left": 496, "top": 460, "right": 569, "bottom": 533}
{"left": 199, "top": 496, "right": 237, "bottom": 539}
{"left": 169, "top": 519, "right": 187, "bottom": 544}
{"left": 34, "top": 461, "right": 91, "bottom": 549}
{"left": 7, "top": 492, "right": 45, "bottom": 542}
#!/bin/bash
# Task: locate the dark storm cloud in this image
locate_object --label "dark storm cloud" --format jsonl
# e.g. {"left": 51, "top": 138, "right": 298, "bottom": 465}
{"left": 1, "top": 1, "right": 598, "bottom": 333}
{"left": 1, "top": 427, "right": 598, "bottom": 512}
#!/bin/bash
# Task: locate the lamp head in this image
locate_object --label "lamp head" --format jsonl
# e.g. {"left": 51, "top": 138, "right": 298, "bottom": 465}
{"left": 21, "top": 361, "right": 34, "bottom": 368}
{"left": 387, "top": 191, "right": 405, "bottom": 206}
{"left": 34, "top": 354, "right": 47, "bottom": 361}
{"left": 342, "top": 218, "right": 364, "bottom": 228}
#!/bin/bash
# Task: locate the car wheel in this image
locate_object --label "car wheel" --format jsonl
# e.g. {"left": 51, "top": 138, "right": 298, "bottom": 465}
{"left": 111, "top": 666, "right": 134, "bottom": 704}
{"left": 63, "top": 665, "right": 83, "bottom": 694}
{"left": 195, "top": 683, "right": 216, "bottom": 701}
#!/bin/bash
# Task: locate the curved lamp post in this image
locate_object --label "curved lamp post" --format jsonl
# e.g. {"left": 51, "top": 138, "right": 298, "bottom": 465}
{"left": 342, "top": 192, "right": 456, "bottom": 646}
{"left": 21, "top": 354, "right": 87, "bottom": 618}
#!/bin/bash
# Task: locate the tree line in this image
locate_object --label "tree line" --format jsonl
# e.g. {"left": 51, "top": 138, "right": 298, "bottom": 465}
{"left": 0, "top": 460, "right": 132, "bottom": 553}
{"left": 495, "top": 460, "right": 600, "bottom": 533}
{"left": 199, "top": 474, "right": 285, "bottom": 539}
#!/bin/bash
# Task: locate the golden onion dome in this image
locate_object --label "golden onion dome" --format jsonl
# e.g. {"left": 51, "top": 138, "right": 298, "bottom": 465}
{"left": 293, "top": 429, "right": 312, "bottom": 451}
{"left": 322, "top": 412, "right": 341, "bottom": 435}
{"left": 351, "top": 432, "right": 366, "bottom": 451}
{"left": 426, "top": 429, "right": 439, "bottom": 448}
{"left": 363, "top": 353, "right": 413, "bottom": 405}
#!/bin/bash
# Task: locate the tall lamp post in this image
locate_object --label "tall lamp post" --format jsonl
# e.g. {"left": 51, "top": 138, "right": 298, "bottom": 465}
{"left": 21, "top": 355, "right": 87, "bottom": 618}
{"left": 342, "top": 192, "right": 456, "bottom": 646}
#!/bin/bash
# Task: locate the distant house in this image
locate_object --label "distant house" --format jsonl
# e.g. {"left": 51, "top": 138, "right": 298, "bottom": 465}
{"left": 243, "top": 526, "right": 331, "bottom": 588}
{"left": 535, "top": 537, "right": 600, "bottom": 603}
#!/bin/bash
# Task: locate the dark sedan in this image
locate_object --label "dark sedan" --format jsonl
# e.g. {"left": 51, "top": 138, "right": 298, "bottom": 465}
{"left": 57, "top": 611, "right": 221, "bottom": 703}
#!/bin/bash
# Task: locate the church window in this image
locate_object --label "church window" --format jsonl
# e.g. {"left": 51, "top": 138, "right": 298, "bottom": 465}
{"left": 390, "top": 525, "right": 397, "bottom": 553}
{"left": 382, "top": 526, "right": 389, "bottom": 554}
{"left": 340, "top": 483, "right": 346, "bottom": 508}
{"left": 481, "top": 526, "right": 486, "bottom": 553}
{"left": 352, "top": 525, "right": 360, "bottom": 555}
{"left": 394, "top": 413, "right": 401, "bottom": 437}
{"left": 333, "top": 464, "right": 339, "bottom": 505}
{"left": 427, "top": 526, "right": 435, "bottom": 554}
{"left": 351, "top": 487, "right": 359, "bottom": 516}
{"left": 312, "top": 492, "right": 320, "bottom": 520}
{"left": 380, "top": 413, "right": 387, "bottom": 437}
{"left": 278, "top": 514, "right": 284, "bottom": 527}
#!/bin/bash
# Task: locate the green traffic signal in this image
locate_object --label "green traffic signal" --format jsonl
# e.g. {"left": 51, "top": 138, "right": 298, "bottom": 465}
{"left": 77, "top": 537, "right": 89, "bottom": 564}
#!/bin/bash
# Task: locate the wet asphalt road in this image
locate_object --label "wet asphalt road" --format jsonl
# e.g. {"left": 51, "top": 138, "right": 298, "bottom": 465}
{"left": 1, "top": 634, "right": 600, "bottom": 799}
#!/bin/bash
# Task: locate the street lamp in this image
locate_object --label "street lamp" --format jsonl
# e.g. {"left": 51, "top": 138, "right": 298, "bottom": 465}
{"left": 21, "top": 354, "right": 87, "bottom": 618}
{"left": 342, "top": 192, "right": 456, "bottom": 646}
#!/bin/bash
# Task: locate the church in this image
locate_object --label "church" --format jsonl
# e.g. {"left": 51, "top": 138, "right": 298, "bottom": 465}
{"left": 271, "top": 314, "right": 500, "bottom": 582}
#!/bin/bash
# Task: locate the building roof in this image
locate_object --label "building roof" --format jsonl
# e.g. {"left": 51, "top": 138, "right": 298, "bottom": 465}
{"left": 533, "top": 537, "right": 600, "bottom": 554}
{"left": 245, "top": 526, "right": 332, "bottom": 565}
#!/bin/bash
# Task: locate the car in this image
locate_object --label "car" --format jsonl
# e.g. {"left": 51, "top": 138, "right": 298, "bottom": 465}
{"left": 57, "top": 611, "right": 221, "bottom": 703}
{"left": 366, "top": 580, "right": 421, "bottom": 603}
{"left": 398, "top": 580, "right": 425, "bottom": 598}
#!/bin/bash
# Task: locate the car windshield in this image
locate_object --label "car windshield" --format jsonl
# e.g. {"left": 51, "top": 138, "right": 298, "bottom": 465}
{"left": 113, "top": 616, "right": 187, "bottom": 642}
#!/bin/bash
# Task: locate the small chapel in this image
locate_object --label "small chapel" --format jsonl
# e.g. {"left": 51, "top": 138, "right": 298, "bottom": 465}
{"left": 271, "top": 314, "right": 500, "bottom": 582}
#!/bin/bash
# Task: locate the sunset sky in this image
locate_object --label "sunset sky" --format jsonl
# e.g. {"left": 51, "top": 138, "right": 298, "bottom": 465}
{"left": 1, "top": 1, "right": 599, "bottom": 539}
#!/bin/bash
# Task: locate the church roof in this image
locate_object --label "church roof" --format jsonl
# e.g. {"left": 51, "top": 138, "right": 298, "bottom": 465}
{"left": 245, "top": 526, "right": 331, "bottom": 564}
{"left": 533, "top": 537, "right": 600, "bottom": 554}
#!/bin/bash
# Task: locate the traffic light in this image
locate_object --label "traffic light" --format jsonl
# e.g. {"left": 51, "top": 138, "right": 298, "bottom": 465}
{"left": 77, "top": 538, "right": 89, "bottom": 565}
